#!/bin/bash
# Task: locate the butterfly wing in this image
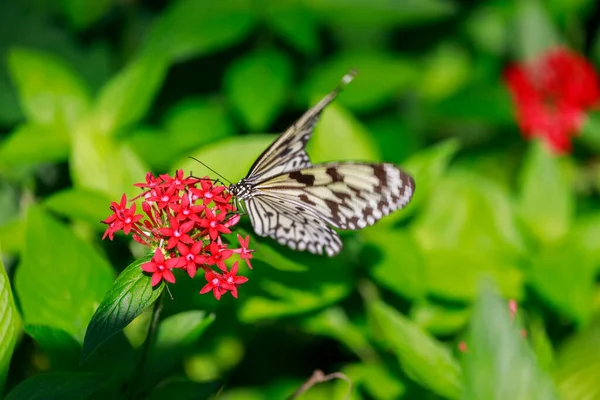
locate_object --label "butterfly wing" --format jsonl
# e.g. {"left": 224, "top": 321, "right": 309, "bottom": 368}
{"left": 243, "top": 71, "right": 357, "bottom": 183}
{"left": 244, "top": 162, "right": 414, "bottom": 255}
{"left": 245, "top": 195, "right": 343, "bottom": 256}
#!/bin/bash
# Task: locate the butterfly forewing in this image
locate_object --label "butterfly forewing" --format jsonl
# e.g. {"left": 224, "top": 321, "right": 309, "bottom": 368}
{"left": 244, "top": 71, "right": 357, "bottom": 183}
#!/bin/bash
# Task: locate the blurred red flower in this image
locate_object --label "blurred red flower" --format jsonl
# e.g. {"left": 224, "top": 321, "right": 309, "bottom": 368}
{"left": 504, "top": 47, "right": 600, "bottom": 154}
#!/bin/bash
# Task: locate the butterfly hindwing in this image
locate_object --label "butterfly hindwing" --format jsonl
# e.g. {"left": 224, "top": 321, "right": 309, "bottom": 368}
{"left": 245, "top": 195, "right": 343, "bottom": 256}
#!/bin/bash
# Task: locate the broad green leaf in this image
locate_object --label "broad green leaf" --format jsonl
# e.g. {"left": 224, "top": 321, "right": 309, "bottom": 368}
{"left": 70, "top": 119, "right": 149, "bottom": 198}
{"left": 251, "top": 239, "right": 308, "bottom": 272}
{"left": 514, "top": 0, "right": 559, "bottom": 60}
{"left": 265, "top": 4, "right": 319, "bottom": 54}
{"left": 364, "top": 229, "right": 426, "bottom": 300}
{"left": 529, "top": 239, "right": 596, "bottom": 325}
{"left": 14, "top": 206, "right": 114, "bottom": 342}
{"left": 0, "top": 219, "right": 24, "bottom": 256}
{"left": 418, "top": 43, "right": 471, "bottom": 101}
{"left": 225, "top": 50, "right": 293, "bottom": 131}
{"left": 239, "top": 254, "right": 353, "bottom": 322}
{"left": 0, "top": 123, "right": 69, "bottom": 167}
{"left": 310, "top": 0, "right": 456, "bottom": 28}
{"left": 24, "top": 325, "right": 80, "bottom": 370}
{"left": 378, "top": 138, "right": 459, "bottom": 226}
{"left": 422, "top": 248, "right": 524, "bottom": 301}
{"left": 368, "top": 301, "right": 462, "bottom": 399}
{"left": 91, "top": 55, "right": 168, "bottom": 136}
{"left": 340, "top": 363, "right": 406, "bottom": 400}
{"left": 309, "top": 103, "right": 380, "bottom": 163}
{"left": 59, "top": 0, "right": 114, "bottom": 30}
{"left": 81, "top": 254, "right": 162, "bottom": 362}
{"left": 568, "top": 213, "right": 600, "bottom": 272}
{"left": 0, "top": 247, "right": 21, "bottom": 393}
{"left": 301, "top": 52, "right": 417, "bottom": 112}
{"left": 413, "top": 171, "right": 525, "bottom": 255}
{"left": 462, "top": 281, "right": 557, "bottom": 400}
{"left": 175, "top": 134, "right": 275, "bottom": 182}
{"left": 143, "top": 311, "right": 215, "bottom": 387}
{"left": 143, "top": 0, "right": 255, "bottom": 62}
{"left": 410, "top": 301, "right": 471, "bottom": 336}
{"left": 528, "top": 317, "right": 555, "bottom": 372}
{"left": 44, "top": 188, "right": 113, "bottom": 228}
{"left": 147, "top": 379, "right": 222, "bottom": 400}
{"left": 303, "top": 307, "right": 379, "bottom": 362}
{"left": 518, "top": 140, "right": 574, "bottom": 244}
{"left": 4, "top": 372, "right": 108, "bottom": 400}
{"left": 554, "top": 315, "right": 600, "bottom": 400}
{"left": 7, "top": 47, "right": 90, "bottom": 129}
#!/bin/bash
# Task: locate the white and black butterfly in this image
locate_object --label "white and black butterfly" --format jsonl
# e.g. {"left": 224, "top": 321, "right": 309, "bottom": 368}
{"left": 228, "top": 71, "right": 415, "bottom": 256}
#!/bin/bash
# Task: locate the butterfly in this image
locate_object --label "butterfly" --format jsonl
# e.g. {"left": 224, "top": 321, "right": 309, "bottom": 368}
{"left": 228, "top": 71, "right": 415, "bottom": 256}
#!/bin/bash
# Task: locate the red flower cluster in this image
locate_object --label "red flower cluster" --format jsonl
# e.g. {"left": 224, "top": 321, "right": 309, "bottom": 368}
{"left": 102, "top": 170, "right": 254, "bottom": 300}
{"left": 504, "top": 47, "right": 600, "bottom": 154}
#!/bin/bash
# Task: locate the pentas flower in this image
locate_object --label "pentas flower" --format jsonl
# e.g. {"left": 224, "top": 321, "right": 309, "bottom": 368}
{"left": 101, "top": 170, "right": 255, "bottom": 300}
{"left": 504, "top": 47, "right": 600, "bottom": 154}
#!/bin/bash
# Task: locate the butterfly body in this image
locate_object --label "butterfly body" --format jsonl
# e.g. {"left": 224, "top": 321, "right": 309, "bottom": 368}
{"left": 228, "top": 71, "right": 415, "bottom": 256}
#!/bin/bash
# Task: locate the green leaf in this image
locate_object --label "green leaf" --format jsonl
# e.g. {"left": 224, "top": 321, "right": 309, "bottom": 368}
{"left": 265, "top": 4, "right": 319, "bottom": 54}
{"left": 143, "top": 311, "right": 215, "bottom": 387}
{"left": 310, "top": 0, "right": 456, "bottom": 28}
{"left": 378, "top": 138, "right": 459, "bottom": 226}
{"left": 417, "top": 43, "right": 471, "bottom": 101}
{"left": 303, "top": 307, "right": 379, "bottom": 362}
{"left": 0, "top": 219, "right": 24, "bottom": 256}
{"left": 175, "top": 134, "right": 275, "bottom": 182}
{"left": 91, "top": 55, "right": 168, "bottom": 136}
{"left": 462, "top": 281, "right": 558, "bottom": 400}
{"left": 14, "top": 206, "right": 114, "bottom": 342}
{"left": 147, "top": 379, "right": 222, "bottom": 400}
{"left": 341, "top": 363, "right": 406, "bottom": 400}
{"left": 7, "top": 47, "right": 90, "bottom": 129}
{"left": 364, "top": 229, "right": 426, "bottom": 300}
{"left": 81, "top": 254, "right": 163, "bottom": 363}
{"left": 529, "top": 239, "right": 596, "bottom": 325}
{"left": 413, "top": 170, "right": 525, "bottom": 256}
{"left": 0, "top": 247, "right": 21, "bottom": 393}
{"left": 0, "top": 123, "right": 70, "bottom": 167}
{"left": 308, "top": 103, "right": 380, "bottom": 163}
{"left": 4, "top": 372, "right": 108, "bottom": 400}
{"left": 554, "top": 315, "right": 600, "bottom": 400}
{"left": 70, "top": 120, "right": 149, "bottom": 198}
{"left": 142, "top": 0, "right": 256, "bottom": 62}
{"left": 410, "top": 301, "right": 471, "bottom": 336}
{"left": 225, "top": 50, "right": 293, "bottom": 131}
{"left": 59, "top": 0, "right": 114, "bottom": 30}
{"left": 514, "top": 0, "right": 559, "bottom": 60}
{"left": 518, "top": 140, "right": 574, "bottom": 244}
{"left": 24, "top": 325, "right": 80, "bottom": 370}
{"left": 301, "top": 52, "right": 417, "bottom": 112}
{"left": 368, "top": 300, "right": 462, "bottom": 399}
{"left": 44, "top": 188, "right": 114, "bottom": 228}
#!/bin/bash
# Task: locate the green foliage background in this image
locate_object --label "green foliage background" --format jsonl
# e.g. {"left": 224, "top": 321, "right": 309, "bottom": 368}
{"left": 2, "top": 0, "right": 600, "bottom": 398}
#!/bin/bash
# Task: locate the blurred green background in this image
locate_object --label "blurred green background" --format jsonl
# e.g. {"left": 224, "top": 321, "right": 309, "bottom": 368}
{"left": 2, "top": 0, "right": 600, "bottom": 399}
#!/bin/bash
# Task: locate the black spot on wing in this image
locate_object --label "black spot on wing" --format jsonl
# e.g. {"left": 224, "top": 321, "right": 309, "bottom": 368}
{"left": 326, "top": 167, "right": 344, "bottom": 182}
{"left": 289, "top": 171, "right": 316, "bottom": 186}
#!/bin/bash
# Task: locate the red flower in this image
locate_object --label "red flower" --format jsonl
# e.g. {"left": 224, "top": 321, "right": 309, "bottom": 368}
{"left": 177, "top": 241, "right": 206, "bottom": 278}
{"left": 504, "top": 47, "right": 600, "bottom": 154}
{"left": 232, "top": 234, "right": 254, "bottom": 269}
{"left": 197, "top": 208, "right": 231, "bottom": 240}
{"left": 220, "top": 262, "right": 248, "bottom": 298}
{"left": 199, "top": 271, "right": 227, "bottom": 300}
{"left": 102, "top": 171, "right": 255, "bottom": 300}
{"left": 142, "top": 248, "right": 179, "bottom": 286}
{"left": 158, "top": 218, "right": 195, "bottom": 249}
{"left": 205, "top": 241, "right": 233, "bottom": 271}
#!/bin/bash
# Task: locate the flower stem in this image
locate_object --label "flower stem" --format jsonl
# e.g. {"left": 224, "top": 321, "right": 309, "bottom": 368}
{"left": 128, "top": 288, "right": 165, "bottom": 399}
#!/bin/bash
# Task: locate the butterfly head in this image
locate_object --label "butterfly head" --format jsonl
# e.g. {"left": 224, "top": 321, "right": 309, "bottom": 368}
{"left": 228, "top": 180, "right": 254, "bottom": 200}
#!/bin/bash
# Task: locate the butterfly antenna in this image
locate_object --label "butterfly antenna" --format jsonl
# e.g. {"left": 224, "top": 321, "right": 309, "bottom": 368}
{"left": 337, "top": 69, "right": 357, "bottom": 92}
{"left": 188, "top": 157, "right": 233, "bottom": 185}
